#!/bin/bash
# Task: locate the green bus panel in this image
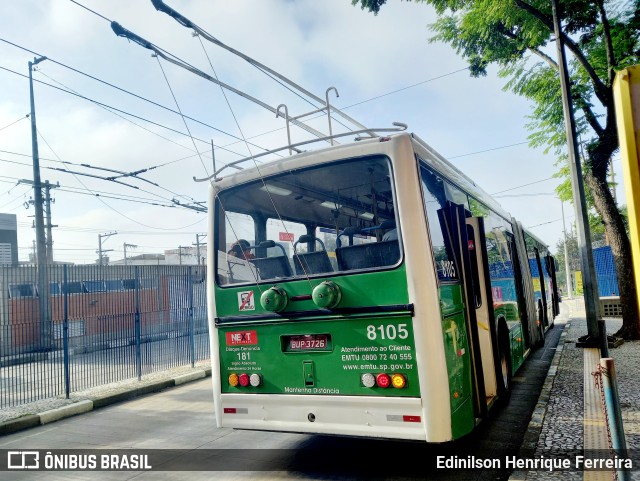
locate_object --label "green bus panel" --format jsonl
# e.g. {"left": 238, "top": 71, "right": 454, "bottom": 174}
{"left": 439, "top": 283, "right": 475, "bottom": 439}
{"left": 214, "top": 267, "right": 409, "bottom": 318}
{"left": 218, "top": 315, "right": 419, "bottom": 397}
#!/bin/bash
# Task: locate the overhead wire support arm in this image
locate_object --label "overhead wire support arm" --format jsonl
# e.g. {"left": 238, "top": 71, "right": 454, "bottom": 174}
{"left": 150, "top": 0, "right": 376, "bottom": 138}
{"left": 171, "top": 197, "right": 206, "bottom": 212}
{"left": 110, "top": 22, "right": 329, "bottom": 142}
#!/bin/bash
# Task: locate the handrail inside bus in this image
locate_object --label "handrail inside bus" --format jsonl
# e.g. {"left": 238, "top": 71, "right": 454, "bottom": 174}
{"left": 193, "top": 122, "right": 409, "bottom": 182}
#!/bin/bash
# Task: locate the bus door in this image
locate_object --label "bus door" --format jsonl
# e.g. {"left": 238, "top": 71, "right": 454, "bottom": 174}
{"left": 466, "top": 217, "right": 499, "bottom": 402}
{"left": 533, "top": 248, "right": 549, "bottom": 328}
{"left": 545, "top": 254, "right": 560, "bottom": 320}
{"left": 440, "top": 202, "right": 488, "bottom": 418}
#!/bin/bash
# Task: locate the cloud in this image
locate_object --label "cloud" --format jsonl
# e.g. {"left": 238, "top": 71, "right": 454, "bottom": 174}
{"left": 0, "top": 0, "right": 573, "bottom": 263}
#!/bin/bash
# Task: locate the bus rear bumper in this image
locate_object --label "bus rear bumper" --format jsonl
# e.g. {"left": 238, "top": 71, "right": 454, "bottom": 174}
{"left": 219, "top": 394, "right": 426, "bottom": 441}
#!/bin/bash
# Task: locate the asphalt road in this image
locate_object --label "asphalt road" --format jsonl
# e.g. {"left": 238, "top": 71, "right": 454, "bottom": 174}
{"left": 0, "top": 320, "right": 564, "bottom": 481}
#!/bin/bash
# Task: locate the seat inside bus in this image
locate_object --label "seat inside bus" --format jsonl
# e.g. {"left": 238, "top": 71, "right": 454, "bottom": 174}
{"left": 250, "top": 240, "right": 293, "bottom": 280}
{"left": 293, "top": 235, "right": 334, "bottom": 275}
{"left": 336, "top": 240, "right": 400, "bottom": 271}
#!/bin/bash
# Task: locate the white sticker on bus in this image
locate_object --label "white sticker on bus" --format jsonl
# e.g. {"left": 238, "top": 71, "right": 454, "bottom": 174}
{"left": 238, "top": 291, "right": 255, "bottom": 311}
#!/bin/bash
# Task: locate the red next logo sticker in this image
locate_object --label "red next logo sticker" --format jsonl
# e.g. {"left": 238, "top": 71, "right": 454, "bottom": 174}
{"left": 226, "top": 330, "right": 258, "bottom": 346}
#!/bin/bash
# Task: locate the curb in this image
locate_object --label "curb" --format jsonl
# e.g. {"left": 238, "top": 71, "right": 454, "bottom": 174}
{"left": 508, "top": 321, "right": 570, "bottom": 481}
{"left": 0, "top": 369, "right": 211, "bottom": 437}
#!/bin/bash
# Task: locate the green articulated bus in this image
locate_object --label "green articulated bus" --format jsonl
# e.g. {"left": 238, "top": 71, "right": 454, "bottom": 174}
{"left": 207, "top": 131, "right": 558, "bottom": 442}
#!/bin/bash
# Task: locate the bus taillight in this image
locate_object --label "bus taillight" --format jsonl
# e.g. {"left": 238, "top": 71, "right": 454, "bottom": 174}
{"left": 238, "top": 373, "right": 250, "bottom": 387}
{"left": 361, "top": 373, "right": 376, "bottom": 388}
{"left": 391, "top": 373, "right": 407, "bottom": 389}
{"left": 376, "top": 373, "right": 391, "bottom": 388}
{"left": 249, "top": 373, "right": 262, "bottom": 387}
{"left": 228, "top": 373, "right": 239, "bottom": 387}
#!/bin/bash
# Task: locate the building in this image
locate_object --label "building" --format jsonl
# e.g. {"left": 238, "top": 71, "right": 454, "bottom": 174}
{"left": 109, "top": 253, "right": 167, "bottom": 266}
{"left": 0, "top": 213, "right": 18, "bottom": 266}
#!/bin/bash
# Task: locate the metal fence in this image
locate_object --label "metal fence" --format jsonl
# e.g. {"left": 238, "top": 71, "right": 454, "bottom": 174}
{"left": 0, "top": 264, "right": 209, "bottom": 409}
{"left": 593, "top": 245, "right": 620, "bottom": 297}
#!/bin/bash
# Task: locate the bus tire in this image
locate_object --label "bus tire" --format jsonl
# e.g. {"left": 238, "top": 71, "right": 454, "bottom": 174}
{"left": 497, "top": 321, "right": 512, "bottom": 405}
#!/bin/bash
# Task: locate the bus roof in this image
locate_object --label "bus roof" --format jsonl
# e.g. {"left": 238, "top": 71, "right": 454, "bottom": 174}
{"left": 210, "top": 131, "right": 518, "bottom": 232}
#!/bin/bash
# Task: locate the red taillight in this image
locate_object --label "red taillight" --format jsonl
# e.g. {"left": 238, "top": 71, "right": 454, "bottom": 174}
{"left": 376, "top": 373, "right": 391, "bottom": 388}
{"left": 238, "top": 373, "right": 250, "bottom": 387}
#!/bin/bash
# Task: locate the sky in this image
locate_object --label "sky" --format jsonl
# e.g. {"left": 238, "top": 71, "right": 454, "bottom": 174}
{"left": 0, "top": 0, "right": 625, "bottom": 264}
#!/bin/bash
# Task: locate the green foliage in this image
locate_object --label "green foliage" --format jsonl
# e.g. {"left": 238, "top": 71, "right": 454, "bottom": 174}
{"left": 351, "top": 0, "right": 640, "bottom": 337}
{"left": 351, "top": 0, "right": 640, "bottom": 169}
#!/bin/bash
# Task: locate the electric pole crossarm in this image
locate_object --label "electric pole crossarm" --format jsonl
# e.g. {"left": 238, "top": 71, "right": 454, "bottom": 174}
{"left": 150, "top": 0, "right": 375, "bottom": 137}
{"left": 110, "top": 22, "right": 329, "bottom": 141}
{"left": 98, "top": 231, "right": 117, "bottom": 266}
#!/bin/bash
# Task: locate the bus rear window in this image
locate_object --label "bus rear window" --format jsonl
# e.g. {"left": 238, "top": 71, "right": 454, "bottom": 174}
{"left": 215, "top": 156, "right": 401, "bottom": 285}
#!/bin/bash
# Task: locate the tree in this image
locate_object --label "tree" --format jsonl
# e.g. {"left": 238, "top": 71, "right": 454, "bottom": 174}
{"left": 352, "top": 0, "right": 640, "bottom": 339}
{"left": 555, "top": 229, "right": 581, "bottom": 294}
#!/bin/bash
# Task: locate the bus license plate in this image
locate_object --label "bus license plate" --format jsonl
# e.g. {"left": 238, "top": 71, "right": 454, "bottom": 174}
{"left": 288, "top": 334, "right": 329, "bottom": 351}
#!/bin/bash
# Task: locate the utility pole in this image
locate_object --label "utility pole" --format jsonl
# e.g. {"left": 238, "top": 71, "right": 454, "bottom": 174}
{"left": 178, "top": 245, "right": 193, "bottom": 265}
{"left": 123, "top": 243, "right": 138, "bottom": 266}
{"left": 552, "top": 0, "right": 600, "bottom": 343}
{"left": 44, "top": 181, "right": 58, "bottom": 264}
{"left": 97, "top": 231, "right": 117, "bottom": 266}
{"left": 29, "top": 55, "right": 50, "bottom": 351}
{"left": 561, "top": 200, "right": 573, "bottom": 298}
{"left": 194, "top": 233, "right": 206, "bottom": 265}
{"left": 20, "top": 179, "right": 58, "bottom": 264}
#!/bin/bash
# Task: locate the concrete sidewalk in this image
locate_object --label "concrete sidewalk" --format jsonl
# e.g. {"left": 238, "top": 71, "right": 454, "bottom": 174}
{"left": 511, "top": 299, "right": 640, "bottom": 480}
{"left": 0, "top": 364, "right": 212, "bottom": 436}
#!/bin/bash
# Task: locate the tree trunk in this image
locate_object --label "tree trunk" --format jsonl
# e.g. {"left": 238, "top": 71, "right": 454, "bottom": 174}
{"left": 585, "top": 171, "right": 640, "bottom": 339}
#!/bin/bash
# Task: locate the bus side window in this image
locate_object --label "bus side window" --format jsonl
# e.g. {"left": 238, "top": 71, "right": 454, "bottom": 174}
{"left": 419, "top": 165, "right": 459, "bottom": 282}
{"left": 466, "top": 224, "right": 482, "bottom": 308}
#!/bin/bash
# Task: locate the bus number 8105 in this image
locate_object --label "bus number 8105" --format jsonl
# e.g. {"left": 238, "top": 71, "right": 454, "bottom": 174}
{"left": 366, "top": 324, "right": 409, "bottom": 341}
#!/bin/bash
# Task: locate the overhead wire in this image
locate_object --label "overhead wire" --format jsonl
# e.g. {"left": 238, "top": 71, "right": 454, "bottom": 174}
{"left": 36, "top": 69, "right": 199, "bottom": 155}
{"left": 0, "top": 158, "right": 202, "bottom": 208}
{"left": 68, "top": 0, "right": 112, "bottom": 22}
{"left": 0, "top": 114, "right": 29, "bottom": 132}
{"left": 36, "top": 128, "right": 206, "bottom": 231}
{"left": 196, "top": 35, "right": 314, "bottom": 291}
{"left": 0, "top": 35, "right": 279, "bottom": 153}
{"left": 492, "top": 176, "right": 556, "bottom": 195}
{"left": 0, "top": 63, "right": 258, "bottom": 168}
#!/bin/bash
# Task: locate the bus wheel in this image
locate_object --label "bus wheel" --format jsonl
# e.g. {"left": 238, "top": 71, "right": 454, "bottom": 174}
{"left": 497, "top": 322, "right": 512, "bottom": 404}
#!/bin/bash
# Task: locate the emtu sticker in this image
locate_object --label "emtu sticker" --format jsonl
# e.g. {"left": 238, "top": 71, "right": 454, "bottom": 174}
{"left": 238, "top": 291, "right": 255, "bottom": 311}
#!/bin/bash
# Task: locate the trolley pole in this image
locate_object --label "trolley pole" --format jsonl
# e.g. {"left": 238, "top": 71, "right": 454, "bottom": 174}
{"left": 551, "top": 0, "right": 600, "bottom": 342}
{"left": 29, "top": 56, "right": 51, "bottom": 351}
